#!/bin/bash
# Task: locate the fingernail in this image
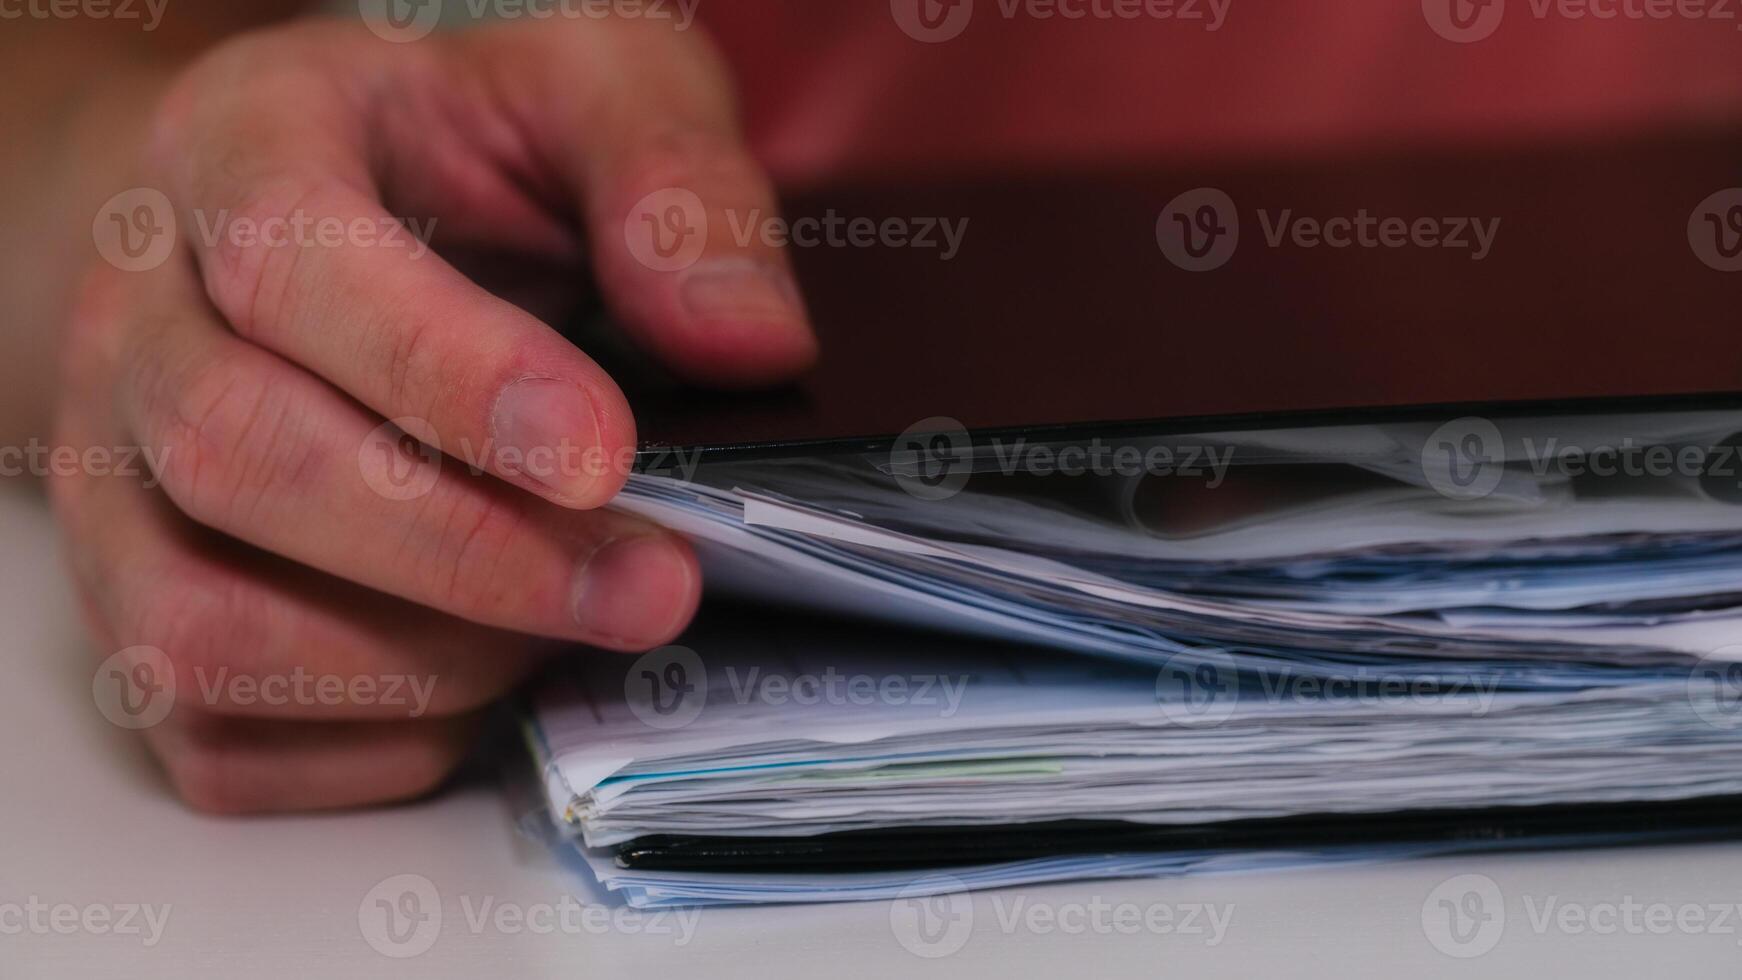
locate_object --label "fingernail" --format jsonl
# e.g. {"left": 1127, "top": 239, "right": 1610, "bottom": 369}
{"left": 572, "top": 534, "right": 696, "bottom": 648}
{"left": 492, "top": 379, "right": 603, "bottom": 503}
{"left": 679, "top": 259, "right": 806, "bottom": 326}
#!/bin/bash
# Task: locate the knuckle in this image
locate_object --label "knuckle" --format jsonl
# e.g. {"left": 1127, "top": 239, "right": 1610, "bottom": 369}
{"left": 462, "top": 16, "right": 722, "bottom": 132}
{"left": 146, "top": 350, "right": 322, "bottom": 532}
{"left": 124, "top": 563, "right": 260, "bottom": 708}
{"left": 370, "top": 289, "right": 443, "bottom": 418}
{"left": 175, "top": 29, "right": 301, "bottom": 95}
{"left": 156, "top": 21, "right": 370, "bottom": 133}
{"left": 610, "top": 133, "right": 774, "bottom": 226}
{"left": 149, "top": 34, "right": 317, "bottom": 175}
{"left": 618, "top": 126, "right": 751, "bottom": 182}
{"left": 410, "top": 489, "right": 530, "bottom": 618}
{"left": 145, "top": 43, "right": 371, "bottom": 344}
{"left": 195, "top": 178, "right": 330, "bottom": 342}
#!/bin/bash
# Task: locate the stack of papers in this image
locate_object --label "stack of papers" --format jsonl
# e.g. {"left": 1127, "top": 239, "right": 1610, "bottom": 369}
{"left": 530, "top": 410, "right": 1742, "bottom": 907}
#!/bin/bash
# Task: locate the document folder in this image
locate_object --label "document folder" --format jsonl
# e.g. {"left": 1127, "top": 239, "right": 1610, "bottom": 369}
{"left": 530, "top": 124, "right": 1742, "bottom": 907}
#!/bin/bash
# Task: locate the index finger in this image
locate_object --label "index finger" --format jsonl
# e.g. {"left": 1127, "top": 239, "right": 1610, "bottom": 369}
{"left": 154, "top": 28, "right": 637, "bottom": 508}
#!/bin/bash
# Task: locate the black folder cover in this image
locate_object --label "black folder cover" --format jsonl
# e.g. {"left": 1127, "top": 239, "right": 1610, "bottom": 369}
{"left": 565, "top": 124, "right": 1742, "bottom": 467}
{"left": 612, "top": 798, "right": 1742, "bottom": 873}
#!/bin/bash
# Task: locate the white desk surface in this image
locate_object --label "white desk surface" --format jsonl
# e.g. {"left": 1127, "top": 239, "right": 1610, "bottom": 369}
{"left": 5, "top": 483, "right": 1742, "bottom": 978}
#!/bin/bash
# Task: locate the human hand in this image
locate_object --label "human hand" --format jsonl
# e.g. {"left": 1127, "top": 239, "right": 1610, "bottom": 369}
{"left": 53, "top": 15, "right": 814, "bottom": 812}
